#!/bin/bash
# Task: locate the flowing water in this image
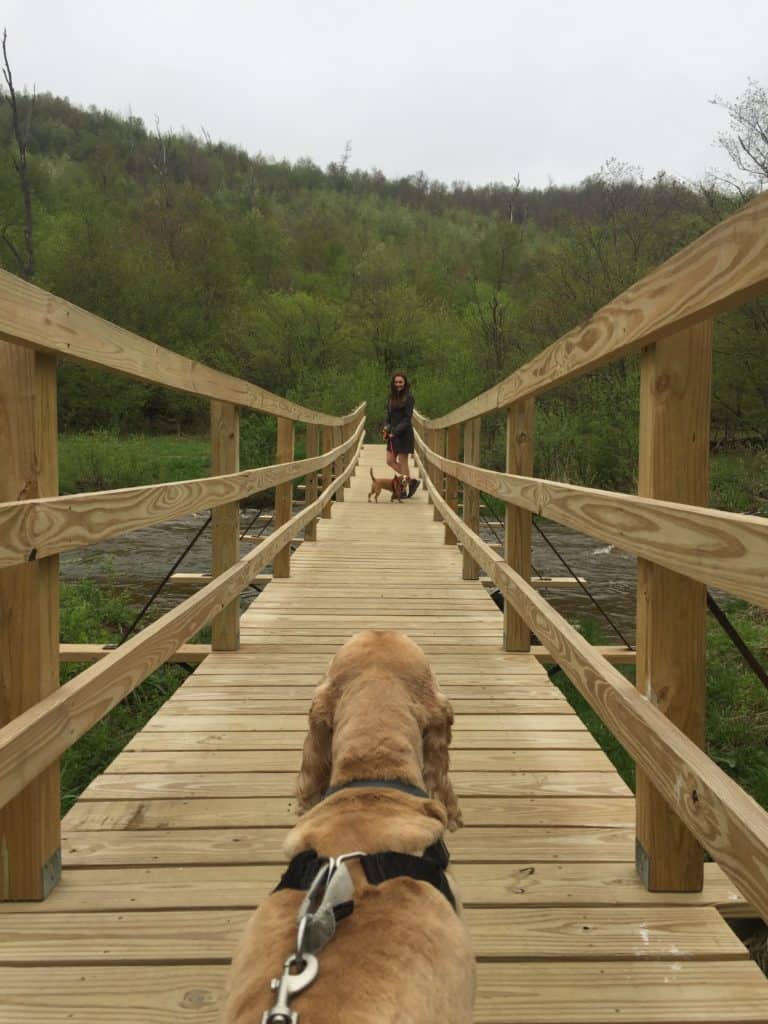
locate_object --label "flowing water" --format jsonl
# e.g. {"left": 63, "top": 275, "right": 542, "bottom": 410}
{"left": 60, "top": 508, "right": 639, "bottom": 645}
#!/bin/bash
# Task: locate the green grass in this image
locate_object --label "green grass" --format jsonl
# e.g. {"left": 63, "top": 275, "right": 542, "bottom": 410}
{"left": 60, "top": 579, "right": 188, "bottom": 815}
{"left": 710, "top": 450, "right": 768, "bottom": 514}
{"left": 59, "top": 432, "right": 211, "bottom": 493}
{"left": 550, "top": 609, "right": 768, "bottom": 810}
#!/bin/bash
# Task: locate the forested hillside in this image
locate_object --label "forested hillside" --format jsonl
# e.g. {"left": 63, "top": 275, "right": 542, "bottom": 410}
{"left": 1, "top": 92, "right": 766, "bottom": 491}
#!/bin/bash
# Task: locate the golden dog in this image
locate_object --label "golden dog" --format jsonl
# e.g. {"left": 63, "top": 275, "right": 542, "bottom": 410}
{"left": 223, "top": 631, "right": 475, "bottom": 1023}
{"left": 368, "top": 467, "right": 407, "bottom": 503}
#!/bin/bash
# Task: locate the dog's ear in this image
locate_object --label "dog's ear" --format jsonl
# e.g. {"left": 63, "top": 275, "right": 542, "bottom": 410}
{"left": 296, "top": 682, "right": 335, "bottom": 814}
{"left": 422, "top": 693, "right": 463, "bottom": 831}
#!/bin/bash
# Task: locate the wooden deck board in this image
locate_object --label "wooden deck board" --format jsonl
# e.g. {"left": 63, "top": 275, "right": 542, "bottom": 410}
{"left": 6, "top": 444, "right": 764, "bottom": 1021}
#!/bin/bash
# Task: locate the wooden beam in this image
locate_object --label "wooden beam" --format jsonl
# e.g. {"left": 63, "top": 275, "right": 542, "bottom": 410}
{"left": 0, "top": 268, "right": 360, "bottom": 427}
{"left": 504, "top": 399, "right": 534, "bottom": 652}
{"left": 59, "top": 644, "right": 211, "bottom": 664}
{"left": 414, "top": 443, "right": 768, "bottom": 927}
{"left": 533, "top": 646, "right": 635, "bottom": 666}
{"left": 426, "top": 191, "right": 768, "bottom": 428}
{"left": 443, "top": 424, "right": 460, "bottom": 545}
{"left": 418, "top": 441, "right": 768, "bottom": 609}
{"left": 272, "top": 417, "right": 295, "bottom": 578}
{"left": 210, "top": 401, "right": 240, "bottom": 652}
{"left": 0, "top": 438, "right": 354, "bottom": 570}
{"left": 0, "top": 343, "right": 60, "bottom": 900}
{"left": 462, "top": 418, "right": 481, "bottom": 580}
{"left": 480, "top": 575, "right": 588, "bottom": 589}
{"left": 169, "top": 573, "right": 271, "bottom": 586}
{"left": 0, "top": 424, "right": 364, "bottom": 813}
{"left": 332, "top": 425, "right": 344, "bottom": 503}
{"left": 635, "top": 322, "right": 712, "bottom": 892}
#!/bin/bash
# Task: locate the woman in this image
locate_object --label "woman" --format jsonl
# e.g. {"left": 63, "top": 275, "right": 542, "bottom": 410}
{"left": 384, "top": 372, "right": 420, "bottom": 498}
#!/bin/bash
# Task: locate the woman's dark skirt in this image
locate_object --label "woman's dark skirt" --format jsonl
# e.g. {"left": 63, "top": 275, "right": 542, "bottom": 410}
{"left": 390, "top": 427, "right": 414, "bottom": 455}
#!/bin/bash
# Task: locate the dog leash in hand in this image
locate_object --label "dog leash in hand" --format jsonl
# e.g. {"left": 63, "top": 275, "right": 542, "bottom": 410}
{"left": 262, "top": 852, "right": 363, "bottom": 1024}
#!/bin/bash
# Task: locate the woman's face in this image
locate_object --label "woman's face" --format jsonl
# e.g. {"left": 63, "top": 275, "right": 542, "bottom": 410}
{"left": 393, "top": 376, "right": 406, "bottom": 391}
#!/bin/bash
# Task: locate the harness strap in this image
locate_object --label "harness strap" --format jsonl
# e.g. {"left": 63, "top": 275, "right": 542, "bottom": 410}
{"left": 274, "top": 842, "right": 456, "bottom": 912}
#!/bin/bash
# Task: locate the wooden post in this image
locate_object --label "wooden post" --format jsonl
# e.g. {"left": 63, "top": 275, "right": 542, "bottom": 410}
{"left": 635, "top": 321, "right": 712, "bottom": 892}
{"left": 462, "top": 417, "right": 482, "bottom": 580}
{"left": 433, "top": 428, "right": 446, "bottom": 522}
{"left": 333, "top": 425, "right": 344, "bottom": 502}
{"left": 0, "top": 346, "right": 61, "bottom": 900}
{"left": 343, "top": 422, "right": 352, "bottom": 488}
{"left": 444, "top": 424, "right": 460, "bottom": 545}
{"left": 273, "top": 417, "right": 295, "bottom": 578}
{"left": 304, "top": 424, "right": 320, "bottom": 542}
{"left": 321, "top": 426, "right": 333, "bottom": 519}
{"left": 211, "top": 401, "right": 240, "bottom": 651}
{"left": 504, "top": 399, "right": 534, "bottom": 652}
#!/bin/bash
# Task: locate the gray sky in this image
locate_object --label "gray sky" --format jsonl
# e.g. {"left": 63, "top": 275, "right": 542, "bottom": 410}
{"left": 3, "top": 0, "right": 766, "bottom": 189}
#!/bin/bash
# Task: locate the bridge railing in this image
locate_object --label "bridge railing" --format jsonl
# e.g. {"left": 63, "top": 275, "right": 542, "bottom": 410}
{"left": 0, "top": 269, "right": 365, "bottom": 900}
{"left": 413, "top": 190, "right": 768, "bottom": 923}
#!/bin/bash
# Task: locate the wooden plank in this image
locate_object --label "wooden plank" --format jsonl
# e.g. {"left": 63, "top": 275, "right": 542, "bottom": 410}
{"left": 60, "top": 826, "right": 635, "bottom": 865}
{"left": 0, "top": 438, "right": 353, "bottom": 569}
{"left": 102, "top": 749, "right": 614, "bottom": 773}
{"left": 635, "top": 324, "right": 711, "bottom": 892}
{"left": 419, "top": 439, "right": 768, "bottom": 608}
{"left": 416, "top": 450, "right": 768, "bottom": 924}
{"left": 462, "top": 416, "right": 482, "bottom": 579}
{"left": 127, "top": 729, "right": 600, "bottom": 753}
{"left": 0, "top": 905, "right": 745, "bottom": 965}
{"left": 59, "top": 643, "right": 211, "bottom": 663}
{"left": 427, "top": 190, "right": 768, "bottom": 428}
{"left": 210, "top": 400, "right": 240, "bottom": 651}
{"left": 473, "top": 961, "right": 768, "bottom": 1022}
{"left": 505, "top": 398, "right": 533, "bottom": 651}
{"left": 80, "top": 770, "right": 629, "bottom": 800}
{"left": 0, "top": 863, "right": 747, "bottom": 916}
{"left": 0, "top": 342, "right": 60, "bottom": 900}
{"left": 0, "top": 428, "right": 364, "bottom": 812}
{"left": 272, "top": 416, "right": 295, "bottom": 578}
{"left": 62, "top": 796, "right": 635, "bottom": 831}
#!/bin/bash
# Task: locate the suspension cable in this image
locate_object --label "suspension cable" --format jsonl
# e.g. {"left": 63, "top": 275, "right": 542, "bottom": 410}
{"left": 532, "top": 517, "right": 634, "bottom": 651}
{"left": 707, "top": 591, "right": 768, "bottom": 695}
{"left": 479, "top": 501, "right": 544, "bottom": 578}
{"left": 118, "top": 512, "right": 213, "bottom": 644}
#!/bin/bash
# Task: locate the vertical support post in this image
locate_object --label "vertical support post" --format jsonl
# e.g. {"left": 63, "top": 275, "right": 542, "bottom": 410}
{"left": 321, "top": 425, "right": 333, "bottom": 518}
{"left": 211, "top": 401, "right": 240, "bottom": 651}
{"left": 333, "top": 425, "right": 344, "bottom": 502}
{"left": 433, "top": 428, "right": 446, "bottom": 522}
{"left": 343, "top": 422, "right": 352, "bottom": 488}
{"left": 444, "top": 424, "right": 460, "bottom": 545}
{"left": 462, "top": 417, "right": 482, "bottom": 580}
{"left": 0, "top": 345, "right": 61, "bottom": 900}
{"left": 423, "top": 426, "right": 433, "bottom": 505}
{"left": 273, "top": 417, "right": 295, "bottom": 578}
{"left": 304, "top": 423, "right": 319, "bottom": 542}
{"left": 504, "top": 398, "right": 534, "bottom": 652}
{"left": 635, "top": 321, "right": 711, "bottom": 892}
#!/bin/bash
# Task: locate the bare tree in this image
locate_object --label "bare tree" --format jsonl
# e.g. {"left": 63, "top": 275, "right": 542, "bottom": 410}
{"left": 0, "top": 29, "right": 35, "bottom": 279}
{"left": 711, "top": 78, "right": 768, "bottom": 192}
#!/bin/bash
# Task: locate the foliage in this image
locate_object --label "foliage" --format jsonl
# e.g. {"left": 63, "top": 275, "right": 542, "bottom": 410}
{"left": 59, "top": 578, "right": 187, "bottom": 814}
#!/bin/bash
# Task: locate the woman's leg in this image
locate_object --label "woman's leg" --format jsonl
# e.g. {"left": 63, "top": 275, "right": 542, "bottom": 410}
{"left": 386, "top": 447, "right": 399, "bottom": 473}
{"left": 395, "top": 452, "right": 410, "bottom": 481}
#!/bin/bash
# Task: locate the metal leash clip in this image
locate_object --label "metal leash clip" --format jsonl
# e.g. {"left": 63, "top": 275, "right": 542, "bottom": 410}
{"left": 262, "top": 952, "right": 318, "bottom": 1024}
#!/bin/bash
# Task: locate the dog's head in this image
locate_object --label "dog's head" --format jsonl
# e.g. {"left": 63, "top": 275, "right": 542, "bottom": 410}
{"left": 392, "top": 475, "right": 407, "bottom": 499}
{"left": 295, "top": 631, "right": 461, "bottom": 830}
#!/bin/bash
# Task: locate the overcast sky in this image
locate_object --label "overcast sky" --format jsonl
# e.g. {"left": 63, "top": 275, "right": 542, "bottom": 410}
{"left": 3, "top": 0, "right": 766, "bottom": 189}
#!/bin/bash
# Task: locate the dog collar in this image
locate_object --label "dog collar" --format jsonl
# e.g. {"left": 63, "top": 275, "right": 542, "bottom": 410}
{"left": 323, "top": 778, "right": 429, "bottom": 800}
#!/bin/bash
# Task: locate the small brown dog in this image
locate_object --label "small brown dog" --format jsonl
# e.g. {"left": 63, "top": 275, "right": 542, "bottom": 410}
{"left": 223, "top": 631, "right": 475, "bottom": 1023}
{"left": 368, "top": 467, "right": 407, "bottom": 503}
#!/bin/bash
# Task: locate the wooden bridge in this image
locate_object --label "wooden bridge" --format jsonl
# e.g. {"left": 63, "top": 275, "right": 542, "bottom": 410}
{"left": 1, "top": 193, "right": 768, "bottom": 1021}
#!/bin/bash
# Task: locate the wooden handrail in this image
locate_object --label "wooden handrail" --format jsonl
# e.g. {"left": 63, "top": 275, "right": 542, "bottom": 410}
{"left": 416, "top": 433, "right": 768, "bottom": 609}
{"left": 0, "top": 423, "right": 364, "bottom": 812}
{"left": 0, "top": 270, "right": 357, "bottom": 426}
{"left": 0, "top": 430, "right": 357, "bottom": 569}
{"left": 414, "top": 441, "right": 768, "bottom": 925}
{"left": 424, "top": 191, "right": 768, "bottom": 429}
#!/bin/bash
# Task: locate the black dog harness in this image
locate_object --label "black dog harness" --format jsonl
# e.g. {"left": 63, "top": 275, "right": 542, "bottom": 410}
{"left": 276, "top": 778, "right": 456, "bottom": 911}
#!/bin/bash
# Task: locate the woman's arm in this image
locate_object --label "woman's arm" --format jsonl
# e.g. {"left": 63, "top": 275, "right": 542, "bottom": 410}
{"left": 391, "top": 394, "right": 414, "bottom": 435}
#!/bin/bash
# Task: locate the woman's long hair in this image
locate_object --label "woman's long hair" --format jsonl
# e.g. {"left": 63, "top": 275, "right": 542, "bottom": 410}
{"left": 389, "top": 372, "right": 411, "bottom": 408}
